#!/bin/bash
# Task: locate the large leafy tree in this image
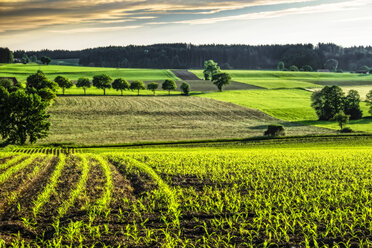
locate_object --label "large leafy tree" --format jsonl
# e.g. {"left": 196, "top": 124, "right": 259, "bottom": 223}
{"left": 0, "top": 87, "right": 50, "bottom": 145}
{"left": 26, "top": 70, "right": 58, "bottom": 104}
{"left": 54, "top": 76, "right": 73, "bottom": 95}
{"left": 180, "top": 82, "right": 190, "bottom": 96}
{"left": 147, "top": 82, "right": 159, "bottom": 95}
{"left": 162, "top": 80, "right": 177, "bottom": 95}
{"left": 76, "top": 78, "right": 91, "bottom": 95}
{"left": 130, "top": 80, "right": 145, "bottom": 96}
{"left": 203, "top": 60, "right": 220, "bottom": 80}
{"left": 93, "top": 74, "right": 112, "bottom": 95}
{"left": 344, "top": 90, "right": 363, "bottom": 120}
{"left": 212, "top": 72, "right": 231, "bottom": 92}
{"left": 311, "top": 85, "right": 345, "bottom": 121}
{"left": 0, "top": 47, "right": 14, "bottom": 63}
{"left": 112, "top": 78, "right": 129, "bottom": 96}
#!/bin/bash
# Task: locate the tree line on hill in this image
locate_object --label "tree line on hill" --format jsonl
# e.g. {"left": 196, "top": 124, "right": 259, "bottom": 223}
{"left": 3, "top": 43, "right": 372, "bottom": 71}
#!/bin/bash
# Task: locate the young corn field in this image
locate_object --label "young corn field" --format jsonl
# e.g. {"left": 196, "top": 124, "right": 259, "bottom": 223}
{"left": 0, "top": 146, "right": 371, "bottom": 247}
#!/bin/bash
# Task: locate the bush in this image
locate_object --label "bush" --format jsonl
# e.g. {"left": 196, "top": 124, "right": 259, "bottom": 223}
{"left": 264, "top": 125, "right": 285, "bottom": 137}
{"left": 289, "top": 65, "right": 299, "bottom": 71}
{"left": 340, "top": 127, "right": 353, "bottom": 133}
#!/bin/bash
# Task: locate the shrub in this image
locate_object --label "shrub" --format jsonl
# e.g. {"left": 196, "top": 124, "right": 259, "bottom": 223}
{"left": 340, "top": 127, "right": 353, "bottom": 133}
{"left": 289, "top": 65, "right": 299, "bottom": 71}
{"left": 264, "top": 125, "right": 285, "bottom": 137}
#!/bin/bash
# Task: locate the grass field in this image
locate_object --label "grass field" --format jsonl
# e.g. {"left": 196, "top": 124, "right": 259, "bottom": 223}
{"left": 1, "top": 137, "right": 372, "bottom": 247}
{"left": 200, "top": 89, "right": 372, "bottom": 132}
{"left": 0, "top": 64, "right": 180, "bottom": 82}
{"left": 191, "top": 70, "right": 372, "bottom": 89}
{"left": 40, "top": 96, "right": 329, "bottom": 145}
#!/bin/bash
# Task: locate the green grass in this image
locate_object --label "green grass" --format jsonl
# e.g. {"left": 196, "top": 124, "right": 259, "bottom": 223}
{"left": 0, "top": 64, "right": 180, "bottom": 82}
{"left": 191, "top": 70, "right": 372, "bottom": 89}
{"left": 200, "top": 89, "right": 372, "bottom": 132}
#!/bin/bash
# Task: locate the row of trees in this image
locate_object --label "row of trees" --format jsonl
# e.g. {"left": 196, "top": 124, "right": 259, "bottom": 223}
{"left": 12, "top": 43, "right": 372, "bottom": 71}
{"left": 277, "top": 59, "right": 341, "bottom": 72}
{"left": 54, "top": 74, "right": 191, "bottom": 96}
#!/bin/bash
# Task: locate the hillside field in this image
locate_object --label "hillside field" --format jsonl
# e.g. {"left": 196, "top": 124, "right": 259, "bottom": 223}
{"left": 1, "top": 137, "right": 372, "bottom": 247}
{"left": 40, "top": 96, "right": 329, "bottom": 145}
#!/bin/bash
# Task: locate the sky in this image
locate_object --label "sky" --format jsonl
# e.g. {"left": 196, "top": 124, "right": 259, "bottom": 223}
{"left": 0, "top": 0, "right": 372, "bottom": 51}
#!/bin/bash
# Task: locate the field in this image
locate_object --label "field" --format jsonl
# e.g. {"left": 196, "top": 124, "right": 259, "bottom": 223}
{"left": 191, "top": 70, "right": 372, "bottom": 89}
{"left": 201, "top": 89, "right": 372, "bottom": 132}
{"left": 40, "top": 96, "right": 329, "bottom": 145}
{"left": 0, "top": 64, "right": 180, "bottom": 82}
{"left": 1, "top": 137, "right": 372, "bottom": 247}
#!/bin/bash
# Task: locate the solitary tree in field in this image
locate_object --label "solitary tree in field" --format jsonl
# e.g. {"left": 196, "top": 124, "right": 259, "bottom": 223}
{"left": 332, "top": 111, "right": 349, "bottom": 130}
{"left": 212, "top": 72, "right": 231, "bottom": 92}
{"left": 93, "top": 74, "right": 112, "bottom": 95}
{"left": 180, "top": 82, "right": 190, "bottom": 96}
{"left": 366, "top": 90, "right": 372, "bottom": 116}
{"left": 324, "top": 59, "right": 338, "bottom": 72}
{"left": 76, "top": 78, "right": 91, "bottom": 95}
{"left": 162, "top": 80, "right": 177, "bottom": 95}
{"left": 277, "top": 61, "right": 285, "bottom": 71}
{"left": 54, "top": 76, "right": 73, "bottom": 95}
{"left": 130, "top": 80, "right": 145, "bottom": 96}
{"left": 26, "top": 70, "right": 58, "bottom": 104}
{"left": 112, "top": 78, "right": 129, "bottom": 96}
{"left": 203, "top": 60, "right": 220, "bottom": 80}
{"left": 41, "top": 56, "right": 51, "bottom": 65}
{"left": 147, "top": 82, "right": 159, "bottom": 95}
{"left": 0, "top": 87, "right": 50, "bottom": 145}
{"left": 344, "top": 90, "right": 363, "bottom": 120}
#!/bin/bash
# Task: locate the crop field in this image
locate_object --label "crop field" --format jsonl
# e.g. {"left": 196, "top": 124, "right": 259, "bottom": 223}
{"left": 0, "top": 141, "right": 372, "bottom": 247}
{"left": 0, "top": 64, "right": 180, "bottom": 82}
{"left": 190, "top": 70, "right": 372, "bottom": 89}
{"left": 41, "top": 96, "right": 329, "bottom": 145}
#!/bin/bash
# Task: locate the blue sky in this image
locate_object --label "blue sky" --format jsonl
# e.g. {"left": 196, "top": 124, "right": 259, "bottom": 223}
{"left": 0, "top": 0, "right": 371, "bottom": 50}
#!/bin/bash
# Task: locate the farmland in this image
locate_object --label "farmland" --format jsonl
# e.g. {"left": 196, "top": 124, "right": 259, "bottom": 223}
{"left": 0, "top": 137, "right": 372, "bottom": 247}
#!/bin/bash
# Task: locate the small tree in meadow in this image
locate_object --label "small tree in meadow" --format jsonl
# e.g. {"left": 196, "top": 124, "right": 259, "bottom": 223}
{"left": 277, "top": 61, "right": 285, "bottom": 71}
{"left": 41, "top": 56, "right": 51, "bottom": 65}
{"left": 147, "top": 82, "right": 159, "bottom": 95}
{"left": 212, "top": 72, "right": 231, "bottom": 92}
{"left": 180, "top": 82, "right": 190, "bottom": 96}
{"left": 130, "top": 80, "right": 145, "bottom": 96}
{"left": 54, "top": 76, "right": 73, "bottom": 95}
{"left": 93, "top": 74, "right": 112, "bottom": 95}
{"left": 162, "top": 80, "right": 177, "bottom": 95}
{"left": 76, "top": 78, "right": 91, "bottom": 95}
{"left": 332, "top": 111, "right": 349, "bottom": 130}
{"left": 112, "top": 78, "right": 129, "bottom": 96}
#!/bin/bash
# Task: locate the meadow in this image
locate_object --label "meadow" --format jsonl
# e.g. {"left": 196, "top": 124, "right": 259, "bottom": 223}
{"left": 1, "top": 137, "right": 372, "bottom": 247}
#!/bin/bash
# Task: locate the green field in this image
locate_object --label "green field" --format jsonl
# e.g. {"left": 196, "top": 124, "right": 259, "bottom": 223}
{"left": 200, "top": 89, "right": 372, "bottom": 132}
{"left": 1, "top": 136, "right": 372, "bottom": 247}
{"left": 0, "top": 64, "right": 180, "bottom": 82}
{"left": 191, "top": 70, "right": 372, "bottom": 89}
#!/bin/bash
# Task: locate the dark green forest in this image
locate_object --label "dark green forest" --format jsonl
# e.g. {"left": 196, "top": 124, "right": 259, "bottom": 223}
{"left": 10, "top": 43, "right": 372, "bottom": 71}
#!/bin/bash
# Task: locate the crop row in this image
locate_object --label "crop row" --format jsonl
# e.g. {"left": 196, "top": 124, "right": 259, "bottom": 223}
{"left": 12, "top": 148, "right": 81, "bottom": 155}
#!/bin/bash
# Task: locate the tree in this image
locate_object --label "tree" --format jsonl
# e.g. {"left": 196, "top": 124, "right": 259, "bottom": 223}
{"left": 30, "top": 55, "right": 37, "bottom": 63}
{"left": 332, "top": 111, "right": 349, "bottom": 130}
{"left": 277, "top": 61, "right": 285, "bottom": 71}
{"left": 264, "top": 125, "right": 285, "bottom": 137}
{"left": 302, "top": 65, "right": 313, "bottom": 71}
{"left": 112, "top": 78, "right": 129, "bottom": 96}
{"left": 344, "top": 90, "right": 363, "bottom": 120}
{"left": 147, "top": 82, "right": 159, "bottom": 95}
{"left": 203, "top": 60, "right": 220, "bottom": 80}
{"left": 41, "top": 56, "right": 51, "bottom": 65}
{"left": 21, "top": 54, "right": 30, "bottom": 64}
{"left": 93, "top": 74, "right": 112, "bottom": 95}
{"left": 54, "top": 76, "right": 73, "bottom": 95}
{"left": 324, "top": 59, "right": 338, "bottom": 72}
{"left": 162, "top": 80, "right": 177, "bottom": 95}
{"left": 212, "top": 72, "right": 231, "bottom": 92}
{"left": 289, "top": 65, "right": 299, "bottom": 71}
{"left": 366, "top": 90, "right": 372, "bottom": 116}
{"left": 26, "top": 70, "right": 58, "bottom": 104}
{"left": 76, "top": 78, "right": 91, "bottom": 95}
{"left": 130, "top": 80, "right": 145, "bottom": 96}
{"left": 311, "top": 85, "right": 345, "bottom": 120}
{"left": 0, "top": 47, "right": 14, "bottom": 63}
{"left": 0, "top": 79, "right": 19, "bottom": 93}
{"left": 180, "top": 82, "right": 190, "bottom": 96}
{"left": 0, "top": 87, "right": 50, "bottom": 145}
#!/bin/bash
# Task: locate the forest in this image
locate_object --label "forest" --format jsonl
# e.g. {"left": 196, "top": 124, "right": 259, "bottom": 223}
{"left": 9, "top": 43, "right": 372, "bottom": 71}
